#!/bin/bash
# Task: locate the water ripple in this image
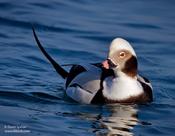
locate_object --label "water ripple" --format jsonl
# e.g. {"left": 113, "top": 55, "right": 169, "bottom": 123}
{"left": 0, "top": 1, "right": 175, "bottom": 136}
{"left": 121, "top": 23, "right": 161, "bottom": 30}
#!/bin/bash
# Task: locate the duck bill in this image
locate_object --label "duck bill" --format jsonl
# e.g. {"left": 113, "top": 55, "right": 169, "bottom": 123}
{"left": 102, "top": 59, "right": 118, "bottom": 69}
{"left": 102, "top": 60, "right": 110, "bottom": 69}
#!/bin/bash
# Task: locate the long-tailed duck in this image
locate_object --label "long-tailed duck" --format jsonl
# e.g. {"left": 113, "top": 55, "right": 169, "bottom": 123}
{"left": 32, "top": 27, "right": 153, "bottom": 104}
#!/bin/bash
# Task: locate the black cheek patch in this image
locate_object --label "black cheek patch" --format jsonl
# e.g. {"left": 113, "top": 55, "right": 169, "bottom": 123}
{"left": 122, "top": 56, "right": 138, "bottom": 77}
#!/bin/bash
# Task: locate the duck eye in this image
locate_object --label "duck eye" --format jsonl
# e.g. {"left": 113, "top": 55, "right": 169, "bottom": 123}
{"left": 119, "top": 52, "right": 125, "bottom": 58}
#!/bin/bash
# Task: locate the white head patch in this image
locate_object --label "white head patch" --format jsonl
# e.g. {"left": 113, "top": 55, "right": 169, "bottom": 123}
{"left": 109, "top": 38, "right": 137, "bottom": 57}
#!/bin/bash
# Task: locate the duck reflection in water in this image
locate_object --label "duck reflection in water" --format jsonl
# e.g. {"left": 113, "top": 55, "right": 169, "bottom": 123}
{"left": 91, "top": 104, "right": 138, "bottom": 136}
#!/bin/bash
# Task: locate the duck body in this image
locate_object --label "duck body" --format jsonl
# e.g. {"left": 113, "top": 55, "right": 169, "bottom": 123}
{"left": 65, "top": 63, "right": 152, "bottom": 104}
{"left": 32, "top": 27, "right": 153, "bottom": 104}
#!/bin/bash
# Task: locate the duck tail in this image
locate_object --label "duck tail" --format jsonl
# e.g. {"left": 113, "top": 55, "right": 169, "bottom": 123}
{"left": 32, "top": 27, "right": 68, "bottom": 79}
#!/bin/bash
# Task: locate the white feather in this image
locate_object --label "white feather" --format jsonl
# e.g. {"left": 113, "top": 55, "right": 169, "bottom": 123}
{"left": 66, "top": 86, "right": 96, "bottom": 104}
{"left": 109, "top": 38, "right": 137, "bottom": 57}
{"left": 137, "top": 75, "right": 153, "bottom": 90}
{"left": 103, "top": 74, "right": 143, "bottom": 101}
{"left": 66, "top": 64, "right": 101, "bottom": 104}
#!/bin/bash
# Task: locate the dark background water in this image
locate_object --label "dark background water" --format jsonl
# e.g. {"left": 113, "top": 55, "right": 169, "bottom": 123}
{"left": 0, "top": 0, "right": 175, "bottom": 136}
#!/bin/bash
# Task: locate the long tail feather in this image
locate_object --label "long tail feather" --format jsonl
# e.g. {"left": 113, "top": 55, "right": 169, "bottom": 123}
{"left": 32, "top": 27, "right": 68, "bottom": 79}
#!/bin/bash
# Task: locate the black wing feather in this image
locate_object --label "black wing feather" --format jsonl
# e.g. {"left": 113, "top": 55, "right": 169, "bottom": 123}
{"left": 65, "top": 65, "right": 86, "bottom": 88}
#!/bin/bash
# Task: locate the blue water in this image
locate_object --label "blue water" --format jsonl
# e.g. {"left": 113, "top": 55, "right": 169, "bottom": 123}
{"left": 0, "top": 0, "right": 175, "bottom": 135}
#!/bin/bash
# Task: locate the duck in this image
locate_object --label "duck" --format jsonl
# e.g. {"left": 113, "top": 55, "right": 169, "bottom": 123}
{"left": 32, "top": 27, "right": 153, "bottom": 104}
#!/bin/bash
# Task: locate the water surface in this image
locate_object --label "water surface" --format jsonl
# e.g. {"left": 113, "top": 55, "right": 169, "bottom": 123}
{"left": 0, "top": 0, "right": 175, "bottom": 135}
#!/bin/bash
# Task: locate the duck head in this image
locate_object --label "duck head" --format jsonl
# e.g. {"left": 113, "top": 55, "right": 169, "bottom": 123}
{"left": 102, "top": 38, "right": 138, "bottom": 78}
